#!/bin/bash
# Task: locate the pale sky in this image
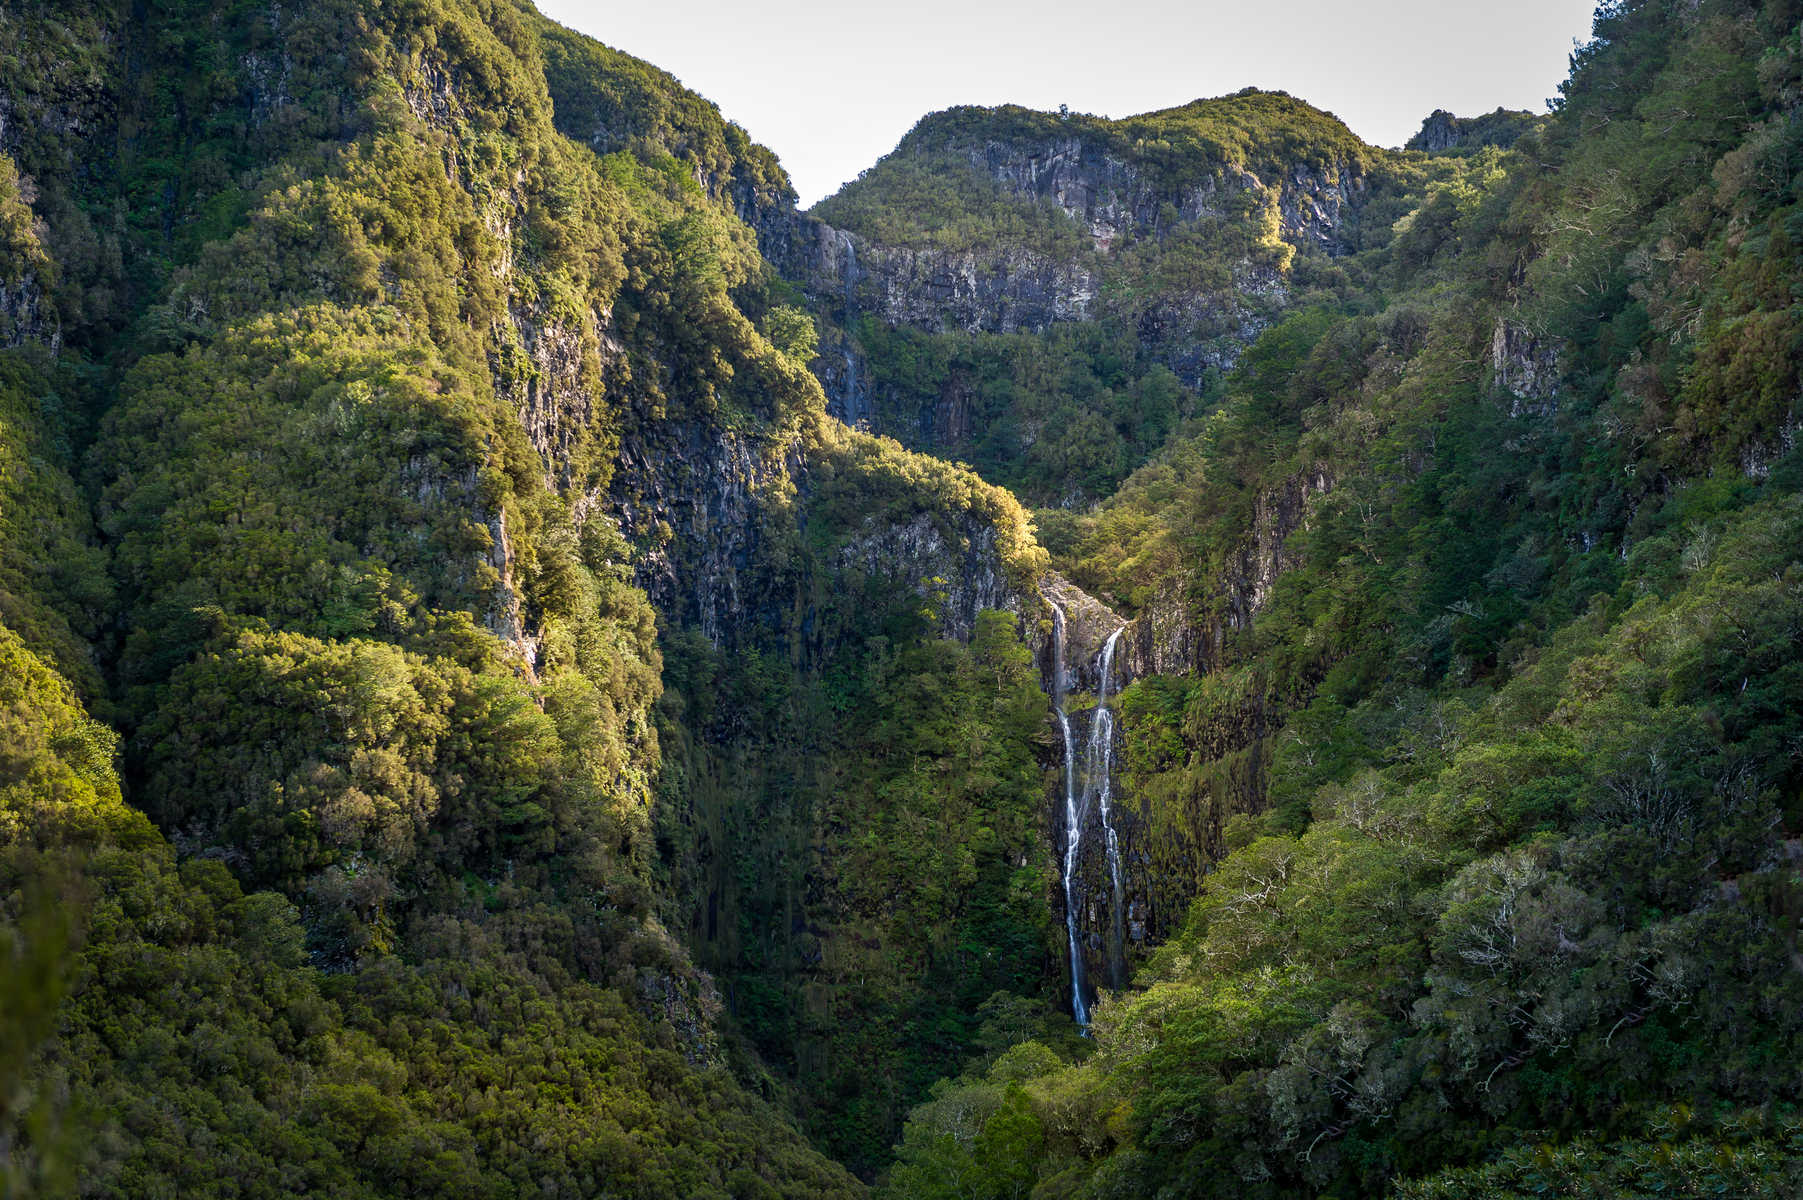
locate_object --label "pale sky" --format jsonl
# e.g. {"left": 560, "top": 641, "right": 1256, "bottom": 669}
{"left": 536, "top": 0, "right": 1599, "bottom": 207}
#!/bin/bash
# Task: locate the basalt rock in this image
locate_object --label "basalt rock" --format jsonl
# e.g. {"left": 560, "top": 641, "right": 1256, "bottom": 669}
{"left": 1491, "top": 318, "right": 1563, "bottom": 417}
{"left": 1046, "top": 463, "right": 1334, "bottom": 987}
{"left": 1408, "top": 107, "right": 1539, "bottom": 154}
{"left": 755, "top": 114, "right": 1368, "bottom": 421}
{"left": 1037, "top": 572, "right": 1125, "bottom": 694}
{"left": 922, "top": 133, "right": 1362, "bottom": 256}
{"left": 1120, "top": 463, "right": 1333, "bottom": 680}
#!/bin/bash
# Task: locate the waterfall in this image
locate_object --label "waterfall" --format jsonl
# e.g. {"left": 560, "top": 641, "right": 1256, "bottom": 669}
{"left": 1051, "top": 601, "right": 1127, "bottom": 1030}
{"left": 1090, "top": 627, "right": 1127, "bottom": 990}
{"left": 1050, "top": 600, "right": 1089, "bottom": 1028}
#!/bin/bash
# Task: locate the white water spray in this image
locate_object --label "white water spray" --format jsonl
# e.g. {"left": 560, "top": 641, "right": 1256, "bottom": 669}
{"left": 1050, "top": 599, "right": 1089, "bottom": 1028}
{"left": 1051, "top": 601, "right": 1130, "bottom": 1029}
{"left": 1090, "top": 627, "right": 1127, "bottom": 989}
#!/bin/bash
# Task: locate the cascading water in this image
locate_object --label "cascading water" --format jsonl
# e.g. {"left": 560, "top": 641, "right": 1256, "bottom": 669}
{"left": 1050, "top": 602, "right": 1127, "bottom": 1030}
{"left": 1090, "top": 628, "right": 1127, "bottom": 990}
{"left": 1050, "top": 600, "right": 1089, "bottom": 1028}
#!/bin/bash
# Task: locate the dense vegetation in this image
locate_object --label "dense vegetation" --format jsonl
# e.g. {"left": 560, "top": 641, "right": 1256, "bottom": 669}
{"left": 5, "top": 0, "right": 1803, "bottom": 1195}
{"left": 655, "top": 605, "right": 1064, "bottom": 1172}
{"left": 0, "top": 0, "right": 1044, "bottom": 1192}
{"left": 877, "top": 0, "right": 1803, "bottom": 1195}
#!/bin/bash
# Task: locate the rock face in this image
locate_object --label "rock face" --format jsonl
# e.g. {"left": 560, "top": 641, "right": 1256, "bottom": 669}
{"left": 1491, "top": 319, "right": 1562, "bottom": 416}
{"left": 1036, "top": 572, "right": 1122, "bottom": 694}
{"left": 845, "top": 238, "right": 1103, "bottom": 336}
{"left": 1410, "top": 110, "right": 1468, "bottom": 153}
{"left": 612, "top": 417, "right": 806, "bottom": 647}
{"left": 838, "top": 511, "right": 1027, "bottom": 642}
{"left": 770, "top": 212, "right": 1280, "bottom": 424}
{"left": 923, "top": 134, "right": 1361, "bottom": 257}
{"left": 608, "top": 412, "right": 1045, "bottom": 654}
{"left": 1740, "top": 410, "right": 1802, "bottom": 481}
{"left": 1407, "top": 107, "right": 1540, "bottom": 154}
{"left": 1039, "top": 463, "right": 1334, "bottom": 986}
{"left": 756, "top": 117, "right": 1371, "bottom": 422}
{"left": 498, "top": 302, "right": 602, "bottom": 483}
{"left": 0, "top": 257, "right": 56, "bottom": 351}
{"left": 1120, "top": 464, "right": 1333, "bottom": 679}
{"left": 1, "top": 127, "right": 63, "bottom": 354}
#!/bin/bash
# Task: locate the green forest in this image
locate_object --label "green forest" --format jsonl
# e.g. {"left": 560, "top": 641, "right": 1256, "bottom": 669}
{"left": 3, "top": 0, "right": 1802, "bottom": 1197}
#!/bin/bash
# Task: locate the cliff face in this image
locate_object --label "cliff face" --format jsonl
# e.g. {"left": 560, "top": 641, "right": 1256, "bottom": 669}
{"left": 1407, "top": 107, "right": 1540, "bottom": 153}
{"left": 932, "top": 134, "right": 1362, "bottom": 255}
{"left": 769, "top": 143, "right": 1357, "bottom": 331}
{"left": 758, "top": 111, "right": 1373, "bottom": 426}
{"left": 1040, "top": 462, "right": 1334, "bottom": 986}
{"left": 1121, "top": 464, "right": 1333, "bottom": 679}
{"left": 838, "top": 510, "right": 1029, "bottom": 640}
{"left": 0, "top": 160, "right": 52, "bottom": 349}
{"left": 0, "top": 239, "right": 55, "bottom": 350}
{"left": 612, "top": 420, "right": 803, "bottom": 645}
{"left": 1491, "top": 318, "right": 1562, "bottom": 417}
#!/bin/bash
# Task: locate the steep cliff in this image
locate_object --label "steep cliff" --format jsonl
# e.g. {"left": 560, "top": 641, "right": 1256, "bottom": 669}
{"left": 10, "top": 0, "right": 1800, "bottom": 1196}
{"left": 881, "top": 3, "right": 1803, "bottom": 1192}
{"left": 1028, "top": 455, "right": 1335, "bottom": 989}
{"left": 1407, "top": 106, "right": 1541, "bottom": 153}
{"left": 789, "top": 91, "right": 1379, "bottom": 392}
{"left": 755, "top": 92, "right": 1458, "bottom": 505}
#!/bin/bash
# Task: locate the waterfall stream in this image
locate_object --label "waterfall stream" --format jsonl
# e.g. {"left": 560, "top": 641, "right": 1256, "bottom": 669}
{"left": 1050, "top": 601, "right": 1127, "bottom": 1030}
{"left": 1091, "top": 628, "right": 1127, "bottom": 991}
{"left": 1050, "top": 600, "right": 1089, "bottom": 1028}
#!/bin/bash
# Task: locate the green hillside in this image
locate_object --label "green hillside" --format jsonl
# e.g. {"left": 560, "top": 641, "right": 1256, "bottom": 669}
{"left": 805, "top": 90, "right": 1491, "bottom": 505}
{"left": 3, "top": 0, "right": 1802, "bottom": 1197}
{"left": 880, "top": 0, "right": 1803, "bottom": 1195}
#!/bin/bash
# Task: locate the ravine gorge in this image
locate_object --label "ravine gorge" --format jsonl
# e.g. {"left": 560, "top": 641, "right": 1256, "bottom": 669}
{"left": 3, "top": 1, "right": 1803, "bottom": 1197}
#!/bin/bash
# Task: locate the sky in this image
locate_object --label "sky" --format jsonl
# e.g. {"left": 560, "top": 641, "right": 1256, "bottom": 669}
{"left": 535, "top": 0, "right": 1600, "bottom": 207}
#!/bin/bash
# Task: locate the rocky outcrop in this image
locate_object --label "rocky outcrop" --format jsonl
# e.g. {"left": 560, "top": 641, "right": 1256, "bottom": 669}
{"left": 755, "top": 122, "right": 1367, "bottom": 420}
{"left": 838, "top": 511, "right": 1029, "bottom": 642}
{"left": 483, "top": 504, "right": 535, "bottom": 667}
{"left": 1117, "top": 577, "right": 1208, "bottom": 679}
{"left": 1060, "top": 637, "right": 1282, "bottom": 986}
{"left": 1410, "top": 110, "right": 1469, "bottom": 153}
{"left": 1408, "top": 108, "right": 1539, "bottom": 154}
{"left": 1739, "top": 409, "right": 1802, "bottom": 481}
{"left": 1120, "top": 464, "right": 1332, "bottom": 679}
{"left": 1491, "top": 319, "right": 1562, "bottom": 416}
{"left": 1121, "top": 679, "right": 1276, "bottom": 939}
{"left": 0, "top": 156, "right": 59, "bottom": 351}
{"left": 1036, "top": 572, "right": 1124, "bottom": 694}
{"left": 0, "top": 262, "right": 56, "bottom": 351}
{"left": 497, "top": 300, "right": 602, "bottom": 482}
